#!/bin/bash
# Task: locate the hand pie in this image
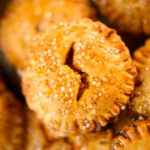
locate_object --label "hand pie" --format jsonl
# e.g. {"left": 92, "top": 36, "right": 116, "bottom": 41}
{"left": 93, "top": 0, "right": 150, "bottom": 35}
{"left": 22, "top": 18, "right": 136, "bottom": 138}
{"left": 132, "top": 39, "right": 150, "bottom": 116}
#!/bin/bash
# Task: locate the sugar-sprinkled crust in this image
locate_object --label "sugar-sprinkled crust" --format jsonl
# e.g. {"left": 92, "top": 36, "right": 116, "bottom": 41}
{"left": 0, "top": 0, "right": 95, "bottom": 70}
{"left": 111, "top": 120, "right": 150, "bottom": 150}
{"left": 0, "top": 78, "right": 25, "bottom": 150}
{"left": 94, "top": 0, "right": 150, "bottom": 35}
{"left": 132, "top": 39, "right": 150, "bottom": 116}
{"left": 22, "top": 18, "right": 136, "bottom": 138}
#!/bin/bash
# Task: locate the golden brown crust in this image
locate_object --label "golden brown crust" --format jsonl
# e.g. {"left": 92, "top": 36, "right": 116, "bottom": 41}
{"left": 70, "top": 130, "right": 112, "bottom": 150}
{"left": 22, "top": 18, "right": 136, "bottom": 138}
{"left": 111, "top": 120, "right": 150, "bottom": 150}
{"left": 0, "top": 81, "right": 25, "bottom": 150}
{"left": 132, "top": 39, "right": 150, "bottom": 116}
{"left": 94, "top": 0, "right": 150, "bottom": 35}
{"left": 0, "top": 0, "right": 95, "bottom": 70}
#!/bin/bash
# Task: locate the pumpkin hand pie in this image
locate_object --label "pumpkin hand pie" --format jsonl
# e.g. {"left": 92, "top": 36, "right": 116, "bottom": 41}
{"left": 0, "top": 77, "right": 25, "bottom": 150}
{"left": 111, "top": 119, "right": 150, "bottom": 150}
{"left": 22, "top": 18, "right": 136, "bottom": 138}
{"left": 132, "top": 39, "right": 150, "bottom": 116}
{"left": 93, "top": 0, "right": 150, "bottom": 35}
{"left": 0, "top": 0, "right": 95, "bottom": 71}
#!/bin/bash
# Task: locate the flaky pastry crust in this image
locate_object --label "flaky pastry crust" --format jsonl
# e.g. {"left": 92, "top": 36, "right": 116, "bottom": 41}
{"left": 94, "top": 0, "right": 150, "bottom": 35}
{"left": 22, "top": 18, "right": 136, "bottom": 138}
{"left": 111, "top": 120, "right": 150, "bottom": 150}
{"left": 0, "top": 0, "right": 95, "bottom": 70}
{"left": 132, "top": 39, "right": 150, "bottom": 116}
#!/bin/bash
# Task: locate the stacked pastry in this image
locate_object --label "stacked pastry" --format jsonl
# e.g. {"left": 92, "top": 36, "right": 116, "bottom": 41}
{"left": 0, "top": 0, "right": 150, "bottom": 150}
